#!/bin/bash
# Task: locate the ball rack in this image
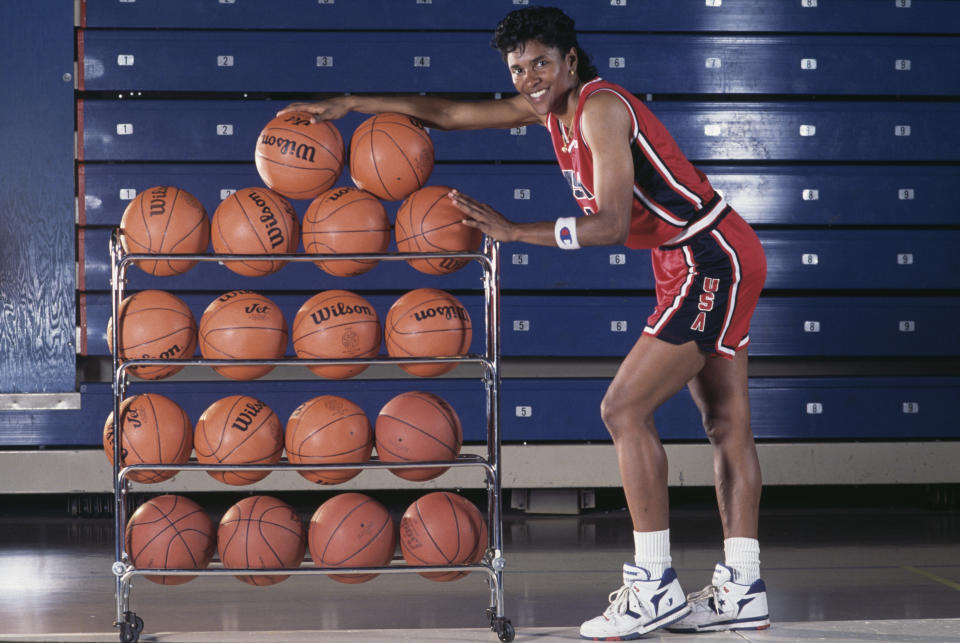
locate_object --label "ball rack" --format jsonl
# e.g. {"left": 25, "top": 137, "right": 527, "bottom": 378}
{"left": 108, "top": 229, "right": 514, "bottom": 643}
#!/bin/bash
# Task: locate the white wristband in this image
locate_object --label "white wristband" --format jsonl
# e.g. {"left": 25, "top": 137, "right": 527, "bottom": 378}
{"left": 554, "top": 216, "right": 581, "bottom": 250}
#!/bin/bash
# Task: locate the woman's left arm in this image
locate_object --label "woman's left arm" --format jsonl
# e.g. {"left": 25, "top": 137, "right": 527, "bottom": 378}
{"left": 575, "top": 91, "right": 636, "bottom": 246}
{"left": 453, "top": 91, "right": 636, "bottom": 247}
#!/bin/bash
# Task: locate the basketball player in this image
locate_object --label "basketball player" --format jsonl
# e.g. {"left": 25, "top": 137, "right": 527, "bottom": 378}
{"left": 281, "top": 6, "right": 769, "bottom": 639}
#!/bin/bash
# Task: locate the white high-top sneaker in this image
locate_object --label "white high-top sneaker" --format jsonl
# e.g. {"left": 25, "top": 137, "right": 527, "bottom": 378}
{"left": 666, "top": 563, "right": 770, "bottom": 633}
{"left": 579, "top": 563, "right": 691, "bottom": 640}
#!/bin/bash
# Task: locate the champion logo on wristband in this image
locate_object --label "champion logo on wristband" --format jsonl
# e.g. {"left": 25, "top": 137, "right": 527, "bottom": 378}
{"left": 554, "top": 216, "right": 581, "bottom": 250}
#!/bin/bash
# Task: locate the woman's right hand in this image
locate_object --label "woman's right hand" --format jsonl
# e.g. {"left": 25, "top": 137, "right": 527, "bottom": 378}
{"left": 276, "top": 97, "right": 353, "bottom": 122}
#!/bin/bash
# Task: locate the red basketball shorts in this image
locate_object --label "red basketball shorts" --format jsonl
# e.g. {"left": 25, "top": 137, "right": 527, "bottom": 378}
{"left": 643, "top": 210, "right": 766, "bottom": 359}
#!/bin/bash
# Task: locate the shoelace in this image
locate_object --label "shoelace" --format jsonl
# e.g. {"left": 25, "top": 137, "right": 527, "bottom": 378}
{"left": 686, "top": 584, "right": 723, "bottom": 615}
{"left": 605, "top": 582, "right": 650, "bottom": 619}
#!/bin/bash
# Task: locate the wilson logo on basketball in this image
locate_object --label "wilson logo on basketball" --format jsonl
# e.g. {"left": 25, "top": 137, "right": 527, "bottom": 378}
{"left": 309, "top": 302, "right": 374, "bottom": 324}
{"left": 413, "top": 305, "right": 469, "bottom": 323}
{"left": 244, "top": 191, "right": 288, "bottom": 249}
{"left": 147, "top": 186, "right": 169, "bottom": 216}
{"left": 126, "top": 408, "right": 143, "bottom": 429}
{"left": 258, "top": 134, "right": 316, "bottom": 163}
{"left": 216, "top": 290, "right": 253, "bottom": 304}
{"left": 244, "top": 304, "right": 269, "bottom": 315}
{"left": 282, "top": 114, "right": 311, "bottom": 127}
{"left": 146, "top": 344, "right": 183, "bottom": 360}
{"left": 231, "top": 400, "right": 267, "bottom": 432}
{"left": 327, "top": 187, "right": 353, "bottom": 201}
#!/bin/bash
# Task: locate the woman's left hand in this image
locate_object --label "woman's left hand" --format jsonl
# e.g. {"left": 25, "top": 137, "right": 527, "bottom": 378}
{"left": 448, "top": 189, "right": 516, "bottom": 242}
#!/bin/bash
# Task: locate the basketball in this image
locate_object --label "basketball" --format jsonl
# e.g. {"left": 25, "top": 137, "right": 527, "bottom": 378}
{"left": 103, "top": 393, "right": 193, "bottom": 484}
{"left": 119, "top": 185, "right": 210, "bottom": 276}
{"left": 254, "top": 111, "right": 345, "bottom": 199}
{"left": 302, "top": 186, "right": 390, "bottom": 276}
{"left": 349, "top": 112, "right": 434, "bottom": 201}
{"left": 449, "top": 492, "right": 488, "bottom": 566}
{"left": 395, "top": 185, "right": 482, "bottom": 275}
{"left": 399, "top": 491, "right": 485, "bottom": 581}
{"left": 194, "top": 395, "right": 284, "bottom": 485}
{"left": 291, "top": 290, "right": 381, "bottom": 379}
{"left": 286, "top": 395, "right": 373, "bottom": 484}
{"left": 375, "top": 391, "right": 463, "bottom": 481}
{"left": 198, "top": 290, "right": 289, "bottom": 380}
{"left": 125, "top": 494, "right": 216, "bottom": 585}
{"left": 107, "top": 290, "right": 197, "bottom": 380}
{"left": 218, "top": 495, "right": 306, "bottom": 586}
{"left": 211, "top": 187, "right": 300, "bottom": 277}
{"left": 308, "top": 492, "right": 396, "bottom": 584}
{"left": 384, "top": 288, "right": 472, "bottom": 377}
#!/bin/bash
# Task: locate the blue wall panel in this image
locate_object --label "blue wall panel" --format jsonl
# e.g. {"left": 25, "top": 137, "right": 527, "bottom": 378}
{"left": 0, "top": 1, "right": 76, "bottom": 393}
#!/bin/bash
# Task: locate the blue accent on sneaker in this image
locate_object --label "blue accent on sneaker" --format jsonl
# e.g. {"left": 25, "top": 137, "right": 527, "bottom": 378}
{"left": 658, "top": 567, "right": 678, "bottom": 589}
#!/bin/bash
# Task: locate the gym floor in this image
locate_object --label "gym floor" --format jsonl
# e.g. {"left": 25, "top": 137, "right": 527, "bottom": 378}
{"left": 1, "top": 486, "right": 958, "bottom": 642}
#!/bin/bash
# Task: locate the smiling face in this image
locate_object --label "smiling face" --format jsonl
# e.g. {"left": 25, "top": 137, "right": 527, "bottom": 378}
{"left": 506, "top": 40, "right": 579, "bottom": 120}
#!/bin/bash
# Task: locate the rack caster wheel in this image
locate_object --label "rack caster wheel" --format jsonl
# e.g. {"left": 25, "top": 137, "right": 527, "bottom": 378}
{"left": 485, "top": 607, "right": 496, "bottom": 626}
{"left": 118, "top": 612, "right": 143, "bottom": 643}
{"left": 492, "top": 616, "right": 515, "bottom": 642}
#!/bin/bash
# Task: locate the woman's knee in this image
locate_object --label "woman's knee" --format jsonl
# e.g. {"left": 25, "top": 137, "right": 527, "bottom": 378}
{"left": 700, "top": 407, "right": 750, "bottom": 445}
{"left": 600, "top": 386, "right": 655, "bottom": 441}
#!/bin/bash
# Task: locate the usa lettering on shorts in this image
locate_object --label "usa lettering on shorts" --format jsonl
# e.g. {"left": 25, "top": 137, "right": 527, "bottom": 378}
{"left": 690, "top": 277, "right": 720, "bottom": 332}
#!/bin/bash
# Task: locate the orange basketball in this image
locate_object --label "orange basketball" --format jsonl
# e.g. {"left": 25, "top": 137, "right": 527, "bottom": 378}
{"left": 399, "top": 491, "right": 485, "bottom": 581}
{"left": 375, "top": 391, "right": 462, "bottom": 481}
{"left": 384, "top": 288, "right": 472, "bottom": 377}
{"left": 291, "top": 290, "right": 381, "bottom": 379}
{"left": 194, "top": 395, "right": 284, "bottom": 485}
{"left": 255, "top": 111, "right": 345, "bottom": 199}
{"left": 119, "top": 185, "right": 210, "bottom": 276}
{"left": 198, "top": 290, "right": 288, "bottom": 380}
{"left": 285, "top": 395, "right": 373, "bottom": 484}
{"left": 349, "top": 113, "right": 434, "bottom": 201}
{"left": 449, "top": 492, "right": 488, "bottom": 566}
{"left": 302, "top": 186, "right": 390, "bottom": 276}
{"left": 218, "top": 495, "right": 306, "bottom": 586}
{"left": 308, "top": 492, "right": 396, "bottom": 584}
{"left": 125, "top": 494, "right": 216, "bottom": 585}
{"left": 103, "top": 393, "right": 193, "bottom": 483}
{"left": 395, "top": 185, "right": 482, "bottom": 275}
{"left": 211, "top": 187, "right": 300, "bottom": 277}
{"left": 107, "top": 290, "right": 197, "bottom": 380}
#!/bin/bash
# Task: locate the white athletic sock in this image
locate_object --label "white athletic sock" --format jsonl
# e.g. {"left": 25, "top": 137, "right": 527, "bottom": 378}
{"left": 633, "top": 529, "right": 671, "bottom": 578}
{"left": 724, "top": 537, "right": 760, "bottom": 584}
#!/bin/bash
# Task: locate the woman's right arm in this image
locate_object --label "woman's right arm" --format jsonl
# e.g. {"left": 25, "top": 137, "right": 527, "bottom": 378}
{"left": 278, "top": 93, "right": 539, "bottom": 131}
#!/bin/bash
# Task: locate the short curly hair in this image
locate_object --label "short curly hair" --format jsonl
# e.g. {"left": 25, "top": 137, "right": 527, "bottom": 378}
{"left": 491, "top": 6, "right": 598, "bottom": 83}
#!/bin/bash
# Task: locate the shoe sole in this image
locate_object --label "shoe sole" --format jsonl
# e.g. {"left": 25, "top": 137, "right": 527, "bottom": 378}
{"left": 580, "top": 603, "right": 692, "bottom": 640}
{"left": 666, "top": 615, "right": 770, "bottom": 633}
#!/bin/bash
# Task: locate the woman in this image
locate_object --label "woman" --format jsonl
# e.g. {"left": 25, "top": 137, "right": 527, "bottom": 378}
{"left": 282, "top": 6, "right": 769, "bottom": 639}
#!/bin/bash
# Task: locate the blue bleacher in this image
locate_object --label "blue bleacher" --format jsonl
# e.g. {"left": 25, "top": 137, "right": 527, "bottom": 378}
{"left": 80, "top": 31, "right": 960, "bottom": 96}
{"left": 3, "top": 376, "right": 957, "bottom": 447}
{"left": 80, "top": 293, "right": 960, "bottom": 359}
{"left": 80, "top": 162, "right": 960, "bottom": 228}
{"left": 80, "top": 99, "right": 960, "bottom": 163}
{"left": 19, "top": 0, "right": 956, "bottom": 451}
{"left": 80, "top": 0, "right": 960, "bottom": 35}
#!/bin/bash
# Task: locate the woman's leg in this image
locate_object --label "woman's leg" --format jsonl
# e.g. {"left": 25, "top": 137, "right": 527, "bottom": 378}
{"left": 601, "top": 335, "right": 706, "bottom": 532}
{"left": 686, "top": 348, "right": 761, "bottom": 539}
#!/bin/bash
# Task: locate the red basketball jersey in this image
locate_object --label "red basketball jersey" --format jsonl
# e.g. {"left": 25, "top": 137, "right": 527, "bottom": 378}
{"left": 546, "top": 78, "right": 723, "bottom": 250}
